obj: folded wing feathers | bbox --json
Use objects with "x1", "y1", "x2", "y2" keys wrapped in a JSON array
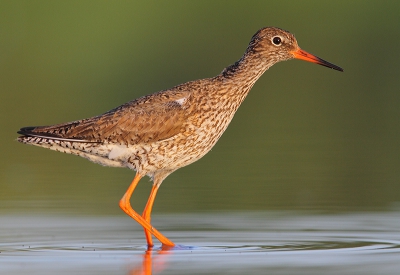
[{"x1": 18, "y1": 89, "x2": 190, "y2": 145}]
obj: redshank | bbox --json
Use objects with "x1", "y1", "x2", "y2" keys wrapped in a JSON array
[{"x1": 17, "y1": 27, "x2": 343, "y2": 247}]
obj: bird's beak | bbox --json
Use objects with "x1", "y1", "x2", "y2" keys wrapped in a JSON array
[{"x1": 290, "y1": 48, "x2": 343, "y2": 72}]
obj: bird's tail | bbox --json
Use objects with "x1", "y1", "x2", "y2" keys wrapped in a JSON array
[{"x1": 17, "y1": 121, "x2": 102, "y2": 158}]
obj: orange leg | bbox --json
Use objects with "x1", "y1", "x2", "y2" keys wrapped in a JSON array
[
  {"x1": 119, "y1": 173, "x2": 175, "y2": 247},
  {"x1": 142, "y1": 184, "x2": 160, "y2": 246}
]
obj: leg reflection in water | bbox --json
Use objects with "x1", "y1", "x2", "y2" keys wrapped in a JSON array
[{"x1": 129, "y1": 246, "x2": 173, "y2": 275}]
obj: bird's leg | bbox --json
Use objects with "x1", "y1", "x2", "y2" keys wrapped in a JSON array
[
  {"x1": 142, "y1": 184, "x2": 160, "y2": 247},
  {"x1": 119, "y1": 173, "x2": 175, "y2": 247}
]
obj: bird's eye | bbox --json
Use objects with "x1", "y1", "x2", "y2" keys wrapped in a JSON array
[{"x1": 272, "y1": 36, "x2": 282, "y2": 46}]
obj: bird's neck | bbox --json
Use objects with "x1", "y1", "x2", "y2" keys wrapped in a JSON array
[{"x1": 216, "y1": 51, "x2": 272, "y2": 102}]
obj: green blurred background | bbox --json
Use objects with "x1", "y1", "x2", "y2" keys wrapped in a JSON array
[{"x1": 1, "y1": 1, "x2": 399, "y2": 215}]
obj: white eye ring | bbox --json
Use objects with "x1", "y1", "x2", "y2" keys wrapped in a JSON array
[{"x1": 271, "y1": 36, "x2": 283, "y2": 46}]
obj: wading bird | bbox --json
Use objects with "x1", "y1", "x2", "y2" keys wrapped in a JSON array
[{"x1": 18, "y1": 27, "x2": 343, "y2": 247}]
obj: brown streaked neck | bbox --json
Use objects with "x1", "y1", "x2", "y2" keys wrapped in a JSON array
[{"x1": 216, "y1": 50, "x2": 272, "y2": 98}]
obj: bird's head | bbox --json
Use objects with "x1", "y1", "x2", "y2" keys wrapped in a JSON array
[{"x1": 248, "y1": 27, "x2": 343, "y2": 72}]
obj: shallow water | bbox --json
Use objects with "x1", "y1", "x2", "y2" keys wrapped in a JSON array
[{"x1": 1, "y1": 212, "x2": 400, "y2": 275}]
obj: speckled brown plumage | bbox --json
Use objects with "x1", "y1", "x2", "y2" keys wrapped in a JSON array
[{"x1": 17, "y1": 27, "x2": 343, "y2": 247}]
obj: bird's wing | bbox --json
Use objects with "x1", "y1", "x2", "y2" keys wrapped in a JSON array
[{"x1": 18, "y1": 90, "x2": 191, "y2": 145}]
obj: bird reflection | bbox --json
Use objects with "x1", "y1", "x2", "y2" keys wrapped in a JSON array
[{"x1": 128, "y1": 245, "x2": 173, "y2": 275}]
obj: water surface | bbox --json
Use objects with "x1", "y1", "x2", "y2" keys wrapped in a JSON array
[{"x1": 1, "y1": 212, "x2": 400, "y2": 275}]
